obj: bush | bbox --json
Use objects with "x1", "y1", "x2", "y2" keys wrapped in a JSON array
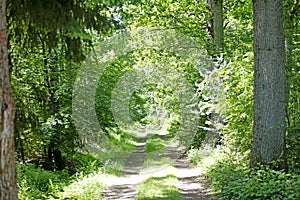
[
  {"x1": 207, "y1": 158, "x2": 300, "y2": 200},
  {"x1": 17, "y1": 152, "x2": 110, "y2": 200},
  {"x1": 57, "y1": 171, "x2": 107, "y2": 200},
  {"x1": 71, "y1": 152, "x2": 103, "y2": 175},
  {"x1": 187, "y1": 147, "x2": 216, "y2": 166},
  {"x1": 17, "y1": 163, "x2": 69, "y2": 199}
]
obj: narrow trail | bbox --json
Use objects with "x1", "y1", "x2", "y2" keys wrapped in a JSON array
[{"x1": 101, "y1": 143, "x2": 216, "y2": 200}]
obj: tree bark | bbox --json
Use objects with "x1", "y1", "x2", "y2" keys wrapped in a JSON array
[
  {"x1": 212, "y1": 0, "x2": 224, "y2": 50},
  {"x1": 0, "y1": 0, "x2": 18, "y2": 198},
  {"x1": 250, "y1": 0, "x2": 288, "y2": 171}
]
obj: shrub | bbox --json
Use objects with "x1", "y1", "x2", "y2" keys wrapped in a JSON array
[
  {"x1": 71, "y1": 152, "x2": 103, "y2": 175},
  {"x1": 17, "y1": 163, "x2": 69, "y2": 199},
  {"x1": 57, "y1": 171, "x2": 107, "y2": 200},
  {"x1": 207, "y1": 158, "x2": 300, "y2": 200}
]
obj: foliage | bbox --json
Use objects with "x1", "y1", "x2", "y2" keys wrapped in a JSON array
[
  {"x1": 222, "y1": 0, "x2": 253, "y2": 56},
  {"x1": 130, "y1": 90, "x2": 151, "y2": 123},
  {"x1": 286, "y1": 55, "x2": 300, "y2": 172},
  {"x1": 122, "y1": 0, "x2": 209, "y2": 41},
  {"x1": 187, "y1": 147, "x2": 217, "y2": 167},
  {"x1": 197, "y1": 53, "x2": 254, "y2": 155},
  {"x1": 9, "y1": 0, "x2": 300, "y2": 198},
  {"x1": 17, "y1": 152, "x2": 113, "y2": 200},
  {"x1": 208, "y1": 156, "x2": 300, "y2": 200},
  {"x1": 219, "y1": 53, "x2": 254, "y2": 153},
  {"x1": 9, "y1": 0, "x2": 124, "y2": 165},
  {"x1": 286, "y1": 67, "x2": 300, "y2": 170},
  {"x1": 56, "y1": 171, "x2": 108, "y2": 200},
  {"x1": 8, "y1": 0, "x2": 122, "y2": 61},
  {"x1": 189, "y1": 116, "x2": 208, "y2": 148},
  {"x1": 284, "y1": 0, "x2": 300, "y2": 171},
  {"x1": 70, "y1": 152, "x2": 104, "y2": 175},
  {"x1": 11, "y1": 44, "x2": 80, "y2": 162},
  {"x1": 17, "y1": 164, "x2": 69, "y2": 199},
  {"x1": 95, "y1": 47, "x2": 203, "y2": 149},
  {"x1": 95, "y1": 53, "x2": 135, "y2": 129}
]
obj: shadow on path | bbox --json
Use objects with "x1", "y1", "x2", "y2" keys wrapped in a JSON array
[
  {"x1": 101, "y1": 145, "x2": 146, "y2": 200},
  {"x1": 174, "y1": 157, "x2": 217, "y2": 200},
  {"x1": 101, "y1": 144, "x2": 217, "y2": 200}
]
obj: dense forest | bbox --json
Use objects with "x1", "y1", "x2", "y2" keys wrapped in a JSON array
[{"x1": 0, "y1": 0, "x2": 300, "y2": 199}]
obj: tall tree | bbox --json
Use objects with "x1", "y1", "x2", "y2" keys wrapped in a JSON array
[
  {"x1": 0, "y1": 0, "x2": 18, "y2": 198},
  {"x1": 250, "y1": 0, "x2": 288, "y2": 171}
]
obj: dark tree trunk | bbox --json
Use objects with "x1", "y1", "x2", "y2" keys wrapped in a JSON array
[
  {"x1": 0, "y1": 0, "x2": 18, "y2": 198},
  {"x1": 250, "y1": 0, "x2": 288, "y2": 172}
]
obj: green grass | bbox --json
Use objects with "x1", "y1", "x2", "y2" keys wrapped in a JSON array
[
  {"x1": 17, "y1": 153, "x2": 122, "y2": 200},
  {"x1": 137, "y1": 175, "x2": 183, "y2": 200},
  {"x1": 55, "y1": 170, "x2": 108, "y2": 200},
  {"x1": 143, "y1": 152, "x2": 172, "y2": 170},
  {"x1": 140, "y1": 136, "x2": 183, "y2": 199},
  {"x1": 18, "y1": 163, "x2": 117, "y2": 200},
  {"x1": 145, "y1": 136, "x2": 166, "y2": 153}
]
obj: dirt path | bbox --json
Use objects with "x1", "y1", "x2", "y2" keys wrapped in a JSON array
[
  {"x1": 101, "y1": 145, "x2": 146, "y2": 200},
  {"x1": 101, "y1": 143, "x2": 216, "y2": 200},
  {"x1": 174, "y1": 157, "x2": 216, "y2": 200}
]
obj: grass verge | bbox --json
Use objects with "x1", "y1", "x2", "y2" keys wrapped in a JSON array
[{"x1": 137, "y1": 175, "x2": 183, "y2": 200}]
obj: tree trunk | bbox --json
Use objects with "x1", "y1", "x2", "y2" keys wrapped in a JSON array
[
  {"x1": 212, "y1": 0, "x2": 224, "y2": 50},
  {"x1": 0, "y1": 0, "x2": 18, "y2": 199},
  {"x1": 250, "y1": 0, "x2": 288, "y2": 171}
]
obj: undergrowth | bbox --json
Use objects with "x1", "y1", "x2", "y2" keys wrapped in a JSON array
[
  {"x1": 191, "y1": 148, "x2": 300, "y2": 200},
  {"x1": 17, "y1": 152, "x2": 117, "y2": 200},
  {"x1": 17, "y1": 164, "x2": 69, "y2": 200}
]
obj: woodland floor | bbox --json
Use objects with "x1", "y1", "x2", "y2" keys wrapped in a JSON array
[{"x1": 101, "y1": 141, "x2": 217, "y2": 200}]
